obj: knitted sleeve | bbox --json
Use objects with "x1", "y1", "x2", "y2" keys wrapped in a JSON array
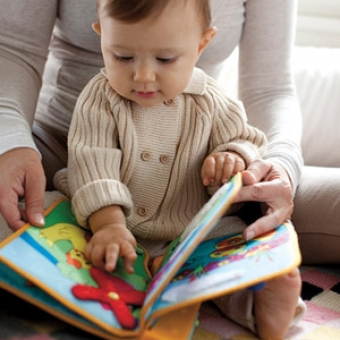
[
  {"x1": 205, "y1": 77, "x2": 267, "y2": 165},
  {"x1": 67, "y1": 73, "x2": 134, "y2": 227}
]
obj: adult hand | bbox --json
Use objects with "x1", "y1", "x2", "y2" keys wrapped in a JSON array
[
  {"x1": 233, "y1": 160, "x2": 294, "y2": 240},
  {"x1": 0, "y1": 148, "x2": 46, "y2": 231}
]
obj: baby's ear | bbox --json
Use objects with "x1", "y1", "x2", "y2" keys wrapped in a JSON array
[
  {"x1": 92, "y1": 22, "x2": 101, "y2": 35},
  {"x1": 198, "y1": 26, "x2": 217, "y2": 56}
]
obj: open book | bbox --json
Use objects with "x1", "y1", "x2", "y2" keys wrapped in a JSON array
[{"x1": 0, "y1": 173, "x2": 301, "y2": 340}]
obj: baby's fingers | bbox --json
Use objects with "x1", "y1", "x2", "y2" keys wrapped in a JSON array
[
  {"x1": 202, "y1": 156, "x2": 216, "y2": 186},
  {"x1": 86, "y1": 242, "x2": 116, "y2": 271},
  {"x1": 104, "y1": 244, "x2": 120, "y2": 272},
  {"x1": 202, "y1": 156, "x2": 215, "y2": 186},
  {"x1": 206, "y1": 153, "x2": 233, "y2": 187},
  {"x1": 120, "y1": 241, "x2": 137, "y2": 274},
  {"x1": 221, "y1": 156, "x2": 245, "y2": 184}
]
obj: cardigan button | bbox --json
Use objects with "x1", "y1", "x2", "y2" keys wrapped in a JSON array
[
  {"x1": 141, "y1": 151, "x2": 151, "y2": 161},
  {"x1": 160, "y1": 154, "x2": 170, "y2": 164},
  {"x1": 164, "y1": 99, "x2": 173, "y2": 106},
  {"x1": 137, "y1": 207, "x2": 147, "y2": 216}
]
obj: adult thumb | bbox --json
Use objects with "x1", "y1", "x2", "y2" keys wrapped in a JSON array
[{"x1": 242, "y1": 160, "x2": 272, "y2": 186}]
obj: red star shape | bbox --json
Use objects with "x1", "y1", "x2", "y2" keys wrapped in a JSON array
[{"x1": 71, "y1": 267, "x2": 146, "y2": 329}]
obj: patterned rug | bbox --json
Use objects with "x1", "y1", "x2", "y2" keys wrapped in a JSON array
[{"x1": 1, "y1": 265, "x2": 340, "y2": 340}]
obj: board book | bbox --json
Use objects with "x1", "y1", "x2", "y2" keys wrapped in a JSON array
[{"x1": 0, "y1": 173, "x2": 301, "y2": 340}]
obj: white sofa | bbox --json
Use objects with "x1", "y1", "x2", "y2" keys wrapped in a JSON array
[
  {"x1": 295, "y1": 0, "x2": 340, "y2": 167},
  {"x1": 294, "y1": 46, "x2": 340, "y2": 167},
  {"x1": 219, "y1": 0, "x2": 340, "y2": 169}
]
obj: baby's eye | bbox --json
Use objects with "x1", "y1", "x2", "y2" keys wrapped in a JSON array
[
  {"x1": 115, "y1": 55, "x2": 134, "y2": 62},
  {"x1": 157, "y1": 57, "x2": 175, "y2": 63}
]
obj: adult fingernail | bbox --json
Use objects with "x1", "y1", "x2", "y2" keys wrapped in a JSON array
[
  {"x1": 245, "y1": 230, "x2": 255, "y2": 240},
  {"x1": 33, "y1": 213, "x2": 45, "y2": 226}
]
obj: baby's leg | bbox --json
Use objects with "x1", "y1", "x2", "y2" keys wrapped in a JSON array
[
  {"x1": 255, "y1": 267, "x2": 302, "y2": 339},
  {"x1": 213, "y1": 267, "x2": 305, "y2": 340}
]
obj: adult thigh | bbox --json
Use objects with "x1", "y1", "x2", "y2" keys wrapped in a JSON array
[
  {"x1": 33, "y1": 122, "x2": 67, "y2": 190},
  {"x1": 292, "y1": 166, "x2": 340, "y2": 264}
]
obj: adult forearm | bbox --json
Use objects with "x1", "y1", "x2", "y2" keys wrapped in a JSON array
[
  {"x1": 243, "y1": 94, "x2": 303, "y2": 196},
  {"x1": 0, "y1": 56, "x2": 42, "y2": 155},
  {"x1": 0, "y1": 0, "x2": 57, "y2": 154},
  {"x1": 0, "y1": 60, "x2": 40, "y2": 155},
  {"x1": 264, "y1": 139, "x2": 303, "y2": 196},
  {"x1": 236, "y1": 0, "x2": 302, "y2": 194}
]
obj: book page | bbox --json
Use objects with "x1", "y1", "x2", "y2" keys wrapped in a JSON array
[
  {"x1": 140, "y1": 174, "x2": 242, "y2": 324},
  {"x1": 0, "y1": 199, "x2": 151, "y2": 337},
  {"x1": 150, "y1": 222, "x2": 301, "y2": 316},
  {"x1": 0, "y1": 173, "x2": 241, "y2": 335}
]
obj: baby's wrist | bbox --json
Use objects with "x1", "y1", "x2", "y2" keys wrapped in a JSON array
[
  {"x1": 92, "y1": 221, "x2": 127, "y2": 234},
  {"x1": 89, "y1": 204, "x2": 126, "y2": 233}
]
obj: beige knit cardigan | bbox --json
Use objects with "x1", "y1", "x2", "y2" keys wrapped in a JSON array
[{"x1": 62, "y1": 67, "x2": 266, "y2": 243}]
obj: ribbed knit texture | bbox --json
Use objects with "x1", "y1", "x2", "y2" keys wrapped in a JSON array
[
  {"x1": 63, "y1": 68, "x2": 266, "y2": 242},
  {"x1": 0, "y1": 0, "x2": 302, "y2": 195}
]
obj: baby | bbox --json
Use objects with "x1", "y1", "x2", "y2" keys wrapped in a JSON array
[{"x1": 55, "y1": 0, "x2": 304, "y2": 338}]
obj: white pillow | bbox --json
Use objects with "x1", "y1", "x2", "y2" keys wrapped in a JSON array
[
  {"x1": 294, "y1": 46, "x2": 340, "y2": 167},
  {"x1": 218, "y1": 46, "x2": 340, "y2": 167}
]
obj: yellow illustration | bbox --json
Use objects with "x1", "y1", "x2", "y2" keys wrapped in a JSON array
[{"x1": 40, "y1": 223, "x2": 88, "y2": 251}]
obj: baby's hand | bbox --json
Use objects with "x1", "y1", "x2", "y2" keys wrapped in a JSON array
[
  {"x1": 202, "y1": 152, "x2": 245, "y2": 187},
  {"x1": 85, "y1": 223, "x2": 137, "y2": 273}
]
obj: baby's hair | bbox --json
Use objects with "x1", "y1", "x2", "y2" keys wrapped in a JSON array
[{"x1": 97, "y1": 0, "x2": 211, "y2": 30}]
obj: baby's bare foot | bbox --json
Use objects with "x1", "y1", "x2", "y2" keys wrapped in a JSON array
[{"x1": 254, "y1": 267, "x2": 301, "y2": 340}]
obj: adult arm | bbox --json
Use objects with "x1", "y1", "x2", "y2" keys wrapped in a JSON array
[
  {"x1": 0, "y1": 0, "x2": 58, "y2": 229},
  {"x1": 237, "y1": 0, "x2": 303, "y2": 193},
  {"x1": 235, "y1": 0, "x2": 303, "y2": 237},
  {"x1": 198, "y1": 0, "x2": 303, "y2": 236}
]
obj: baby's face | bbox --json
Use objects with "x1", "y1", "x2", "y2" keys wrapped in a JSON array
[{"x1": 98, "y1": 0, "x2": 214, "y2": 107}]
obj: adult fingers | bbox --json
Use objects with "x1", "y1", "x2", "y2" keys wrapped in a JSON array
[
  {"x1": 233, "y1": 161, "x2": 294, "y2": 239},
  {"x1": 0, "y1": 150, "x2": 25, "y2": 230},
  {"x1": 241, "y1": 159, "x2": 273, "y2": 186},
  {"x1": 234, "y1": 177, "x2": 281, "y2": 204},
  {"x1": 243, "y1": 205, "x2": 292, "y2": 240},
  {"x1": 24, "y1": 169, "x2": 46, "y2": 227},
  {"x1": 0, "y1": 192, "x2": 25, "y2": 230},
  {"x1": 235, "y1": 164, "x2": 292, "y2": 205},
  {"x1": 240, "y1": 179, "x2": 293, "y2": 239},
  {"x1": 0, "y1": 148, "x2": 45, "y2": 230}
]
